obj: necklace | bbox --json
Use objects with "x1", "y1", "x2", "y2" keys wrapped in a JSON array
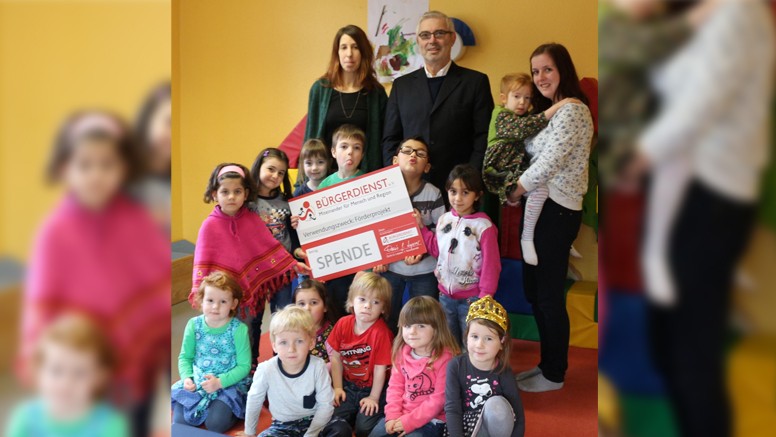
[{"x1": 338, "y1": 90, "x2": 361, "y2": 119}]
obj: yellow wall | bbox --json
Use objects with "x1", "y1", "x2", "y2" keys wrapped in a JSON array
[
  {"x1": 0, "y1": 0, "x2": 171, "y2": 261},
  {"x1": 174, "y1": 0, "x2": 598, "y2": 244}
]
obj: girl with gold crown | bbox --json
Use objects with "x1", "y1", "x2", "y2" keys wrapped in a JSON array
[{"x1": 444, "y1": 296, "x2": 524, "y2": 437}]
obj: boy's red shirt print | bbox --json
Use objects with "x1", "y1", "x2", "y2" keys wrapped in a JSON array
[{"x1": 340, "y1": 343, "x2": 372, "y2": 386}]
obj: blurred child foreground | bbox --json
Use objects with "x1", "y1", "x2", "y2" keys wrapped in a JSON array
[
  {"x1": 10, "y1": 90, "x2": 172, "y2": 437},
  {"x1": 5, "y1": 313, "x2": 130, "y2": 437}
]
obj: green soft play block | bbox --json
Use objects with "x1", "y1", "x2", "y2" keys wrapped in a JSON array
[
  {"x1": 620, "y1": 394, "x2": 679, "y2": 437},
  {"x1": 509, "y1": 313, "x2": 539, "y2": 341}
]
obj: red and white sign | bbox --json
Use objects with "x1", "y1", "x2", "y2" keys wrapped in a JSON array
[{"x1": 290, "y1": 165, "x2": 426, "y2": 281}]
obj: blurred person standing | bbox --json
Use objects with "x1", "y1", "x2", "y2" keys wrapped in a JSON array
[
  {"x1": 132, "y1": 81, "x2": 172, "y2": 234},
  {"x1": 6, "y1": 313, "x2": 129, "y2": 437},
  {"x1": 20, "y1": 111, "x2": 171, "y2": 437},
  {"x1": 625, "y1": 1, "x2": 775, "y2": 435},
  {"x1": 598, "y1": 0, "x2": 718, "y2": 189}
]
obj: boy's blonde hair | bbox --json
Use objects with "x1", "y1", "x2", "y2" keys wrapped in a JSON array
[
  {"x1": 332, "y1": 124, "x2": 366, "y2": 149},
  {"x1": 500, "y1": 72, "x2": 533, "y2": 95},
  {"x1": 269, "y1": 305, "x2": 316, "y2": 342},
  {"x1": 345, "y1": 272, "x2": 392, "y2": 319}
]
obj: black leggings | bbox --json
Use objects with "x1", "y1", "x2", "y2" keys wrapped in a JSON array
[
  {"x1": 172, "y1": 400, "x2": 236, "y2": 433},
  {"x1": 522, "y1": 198, "x2": 582, "y2": 383},
  {"x1": 649, "y1": 180, "x2": 756, "y2": 437}
]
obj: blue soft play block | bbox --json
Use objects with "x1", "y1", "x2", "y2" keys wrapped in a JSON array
[
  {"x1": 494, "y1": 258, "x2": 532, "y2": 315},
  {"x1": 598, "y1": 289, "x2": 666, "y2": 395}
]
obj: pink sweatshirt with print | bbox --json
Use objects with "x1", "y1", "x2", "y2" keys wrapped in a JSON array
[{"x1": 384, "y1": 345, "x2": 454, "y2": 434}]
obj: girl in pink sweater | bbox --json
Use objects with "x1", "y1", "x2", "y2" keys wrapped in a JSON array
[
  {"x1": 418, "y1": 164, "x2": 502, "y2": 346},
  {"x1": 369, "y1": 296, "x2": 460, "y2": 437}
]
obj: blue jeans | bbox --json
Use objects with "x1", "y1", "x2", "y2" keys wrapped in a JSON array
[
  {"x1": 439, "y1": 293, "x2": 473, "y2": 347},
  {"x1": 270, "y1": 283, "x2": 293, "y2": 313},
  {"x1": 383, "y1": 271, "x2": 439, "y2": 335},
  {"x1": 368, "y1": 417, "x2": 445, "y2": 437}
]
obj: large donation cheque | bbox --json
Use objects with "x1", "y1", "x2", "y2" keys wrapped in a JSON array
[{"x1": 289, "y1": 165, "x2": 427, "y2": 281}]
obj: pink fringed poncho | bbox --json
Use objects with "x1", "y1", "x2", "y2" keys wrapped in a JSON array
[
  {"x1": 22, "y1": 194, "x2": 170, "y2": 403},
  {"x1": 190, "y1": 205, "x2": 297, "y2": 314}
]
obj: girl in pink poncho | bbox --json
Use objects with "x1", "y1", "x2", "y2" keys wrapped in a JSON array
[
  {"x1": 191, "y1": 163, "x2": 310, "y2": 365},
  {"x1": 21, "y1": 111, "x2": 170, "y2": 437}
]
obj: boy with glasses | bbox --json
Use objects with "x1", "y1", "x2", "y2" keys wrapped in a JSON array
[{"x1": 383, "y1": 137, "x2": 446, "y2": 335}]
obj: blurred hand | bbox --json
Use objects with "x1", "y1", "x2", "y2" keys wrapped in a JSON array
[
  {"x1": 372, "y1": 264, "x2": 387, "y2": 273},
  {"x1": 333, "y1": 388, "x2": 346, "y2": 406},
  {"x1": 294, "y1": 262, "x2": 312, "y2": 275},
  {"x1": 507, "y1": 184, "x2": 527, "y2": 204},
  {"x1": 359, "y1": 396, "x2": 379, "y2": 416},
  {"x1": 616, "y1": 151, "x2": 651, "y2": 193},
  {"x1": 404, "y1": 255, "x2": 422, "y2": 265},
  {"x1": 183, "y1": 378, "x2": 196, "y2": 392},
  {"x1": 393, "y1": 419, "x2": 405, "y2": 436},
  {"x1": 201, "y1": 375, "x2": 222, "y2": 394},
  {"x1": 687, "y1": 0, "x2": 721, "y2": 29},
  {"x1": 290, "y1": 215, "x2": 300, "y2": 229},
  {"x1": 385, "y1": 419, "x2": 398, "y2": 434},
  {"x1": 413, "y1": 208, "x2": 423, "y2": 228}
]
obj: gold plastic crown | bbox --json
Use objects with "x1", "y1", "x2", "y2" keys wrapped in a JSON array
[{"x1": 466, "y1": 296, "x2": 508, "y2": 331}]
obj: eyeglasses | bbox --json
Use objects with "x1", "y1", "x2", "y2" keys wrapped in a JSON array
[
  {"x1": 399, "y1": 146, "x2": 429, "y2": 159},
  {"x1": 418, "y1": 30, "x2": 453, "y2": 40}
]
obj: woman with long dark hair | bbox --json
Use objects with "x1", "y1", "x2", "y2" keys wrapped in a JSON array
[
  {"x1": 507, "y1": 43, "x2": 594, "y2": 393},
  {"x1": 303, "y1": 25, "x2": 387, "y2": 181}
]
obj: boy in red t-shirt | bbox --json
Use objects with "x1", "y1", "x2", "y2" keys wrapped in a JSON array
[{"x1": 322, "y1": 272, "x2": 394, "y2": 437}]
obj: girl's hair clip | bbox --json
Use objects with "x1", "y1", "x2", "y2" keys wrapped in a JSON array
[{"x1": 263, "y1": 150, "x2": 270, "y2": 157}]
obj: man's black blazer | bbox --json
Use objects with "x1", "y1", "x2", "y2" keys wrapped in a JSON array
[{"x1": 382, "y1": 62, "x2": 494, "y2": 191}]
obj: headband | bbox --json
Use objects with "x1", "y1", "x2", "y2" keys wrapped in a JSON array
[
  {"x1": 218, "y1": 165, "x2": 245, "y2": 178},
  {"x1": 69, "y1": 113, "x2": 123, "y2": 140}
]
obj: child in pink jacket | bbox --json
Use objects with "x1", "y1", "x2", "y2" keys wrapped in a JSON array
[{"x1": 418, "y1": 164, "x2": 502, "y2": 346}]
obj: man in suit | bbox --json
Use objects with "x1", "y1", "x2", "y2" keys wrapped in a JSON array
[{"x1": 382, "y1": 10, "x2": 494, "y2": 192}]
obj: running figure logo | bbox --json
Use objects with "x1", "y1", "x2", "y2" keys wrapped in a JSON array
[{"x1": 299, "y1": 201, "x2": 316, "y2": 221}]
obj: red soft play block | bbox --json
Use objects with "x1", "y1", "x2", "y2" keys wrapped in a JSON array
[
  {"x1": 278, "y1": 114, "x2": 307, "y2": 168},
  {"x1": 500, "y1": 204, "x2": 523, "y2": 260},
  {"x1": 580, "y1": 77, "x2": 598, "y2": 135},
  {"x1": 600, "y1": 191, "x2": 644, "y2": 291}
]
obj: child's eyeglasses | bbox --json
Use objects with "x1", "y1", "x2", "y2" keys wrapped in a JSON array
[
  {"x1": 418, "y1": 30, "x2": 453, "y2": 40},
  {"x1": 399, "y1": 146, "x2": 429, "y2": 159}
]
